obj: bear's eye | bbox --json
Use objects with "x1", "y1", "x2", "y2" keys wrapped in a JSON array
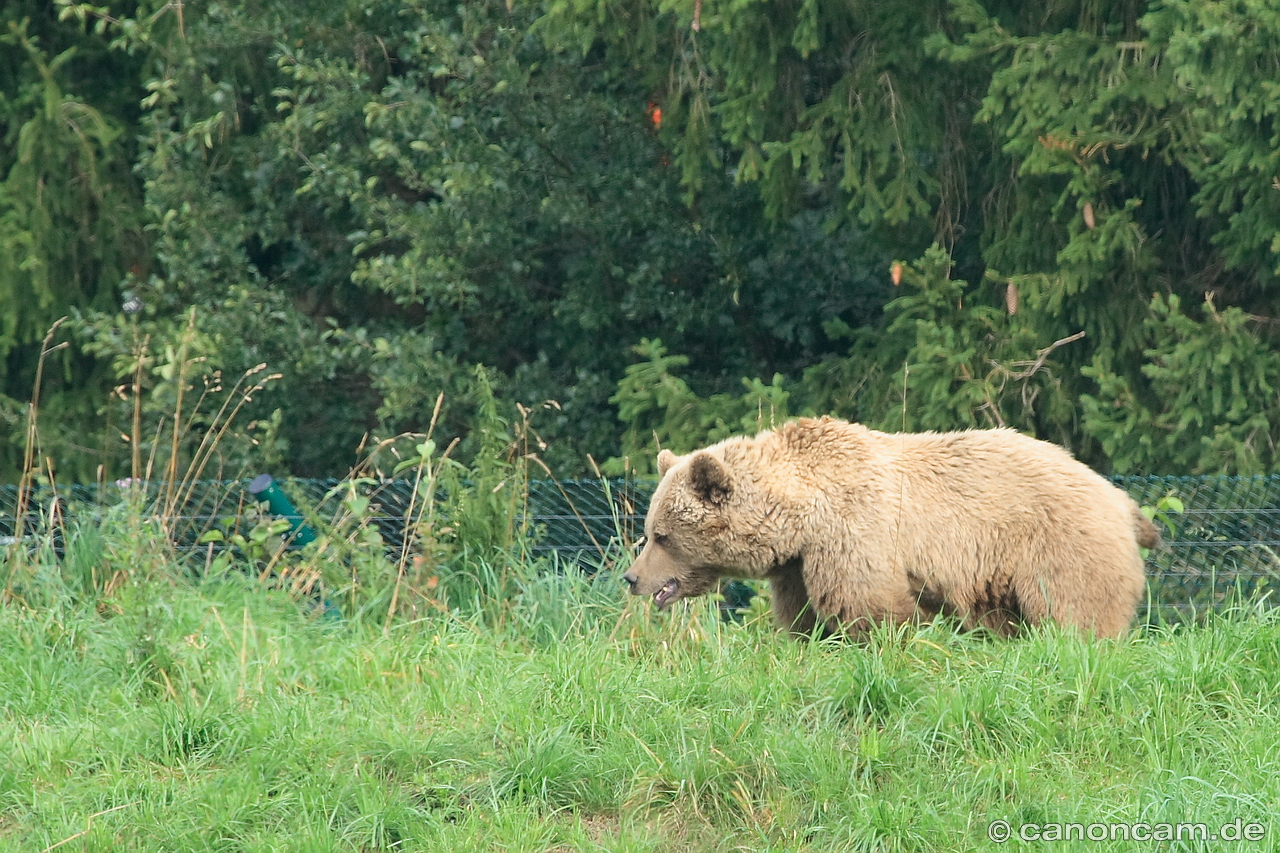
[{"x1": 652, "y1": 532, "x2": 670, "y2": 547}]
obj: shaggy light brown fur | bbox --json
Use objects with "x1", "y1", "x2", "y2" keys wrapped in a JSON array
[{"x1": 623, "y1": 417, "x2": 1156, "y2": 639}]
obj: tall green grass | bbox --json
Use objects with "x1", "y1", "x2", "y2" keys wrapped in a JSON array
[
  {"x1": 3, "y1": 532, "x2": 1279, "y2": 851},
  {"x1": 4, "y1": 344, "x2": 1278, "y2": 850}
]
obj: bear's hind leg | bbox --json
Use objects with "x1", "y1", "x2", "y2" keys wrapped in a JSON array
[
  {"x1": 967, "y1": 574, "x2": 1026, "y2": 637},
  {"x1": 1024, "y1": 562, "x2": 1142, "y2": 639}
]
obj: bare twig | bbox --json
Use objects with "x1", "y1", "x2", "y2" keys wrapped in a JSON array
[
  {"x1": 40, "y1": 802, "x2": 139, "y2": 853},
  {"x1": 14, "y1": 319, "x2": 69, "y2": 572}
]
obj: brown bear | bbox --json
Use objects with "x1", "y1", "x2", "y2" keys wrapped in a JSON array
[{"x1": 622, "y1": 417, "x2": 1156, "y2": 639}]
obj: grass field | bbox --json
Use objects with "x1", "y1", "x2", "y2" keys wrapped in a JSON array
[{"x1": 3, "y1": 537, "x2": 1280, "y2": 852}]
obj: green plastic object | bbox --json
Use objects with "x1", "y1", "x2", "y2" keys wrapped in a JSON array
[{"x1": 248, "y1": 474, "x2": 317, "y2": 547}]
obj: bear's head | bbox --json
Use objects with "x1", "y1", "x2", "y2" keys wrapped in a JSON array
[
  {"x1": 623, "y1": 445, "x2": 777, "y2": 609},
  {"x1": 622, "y1": 448, "x2": 730, "y2": 609}
]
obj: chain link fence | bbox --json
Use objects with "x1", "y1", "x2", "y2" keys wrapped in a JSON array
[
  {"x1": 4, "y1": 475, "x2": 1279, "y2": 621},
  {"x1": 1114, "y1": 476, "x2": 1280, "y2": 619}
]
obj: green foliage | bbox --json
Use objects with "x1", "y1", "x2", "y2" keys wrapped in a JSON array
[
  {"x1": 10, "y1": 0, "x2": 893, "y2": 481},
  {"x1": 1146, "y1": 0, "x2": 1280, "y2": 278},
  {"x1": 185, "y1": 371, "x2": 535, "y2": 625},
  {"x1": 1139, "y1": 491, "x2": 1184, "y2": 561},
  {"x1": 0, "y1": 20, "x2": 131, "y2": 352},
  {"x1": 928, "y1": 0, "x2": 1280, "y2": 469},
  {"x1": 198, "y1": 506, "x2": 294, "y2": 565},
  {"x1": 582, "y1": 0, "x2": 1280, "y2": 473},
  {"x1": 1082, "y1": 294, "x2": 1280, "y2": 474},
  {"x1": 70, "y1": 306, "x2": 287, "y2": 484},
  {"x1": 609, "y1": 337, "x2": 792, "y2": 472},
  {"x1": 613, "y1": 245, "x2": 1087, "y2": 459},
  {"x1": 0, "y1": 6, "x2": 145, "y2": 479},
  {"x1": 5, "y1": 0, "x2": 1280, "y2": 479},
  {"x1": 72, "y1": 289, "x2": 359, "y2": 478},
  {"x1": 538, "y1": 0, "x2": 958, "y2": 230},
  {"x1": 825, "y1": 245, "x2": 1082, "y2": 440}
]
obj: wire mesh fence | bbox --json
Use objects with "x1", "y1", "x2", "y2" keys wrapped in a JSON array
[
  {"x1": 3, "y1": 475, "x2": 1279, "y2": 621},
  {"x1": 1114, "y1": 476, "x2": 1280, "y2": 619}
]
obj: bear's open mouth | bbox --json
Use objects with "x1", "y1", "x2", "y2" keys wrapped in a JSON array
[{"x1": 654, "y1": 578, "x2": 680, "y2": 609}]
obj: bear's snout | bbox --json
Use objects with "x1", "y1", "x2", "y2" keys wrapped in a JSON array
[{"x1": 626, "y1": 538, "x2": 700, "y2": 608}]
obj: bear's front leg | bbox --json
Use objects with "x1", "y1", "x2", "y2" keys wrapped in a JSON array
[
  {"x1": 800, "y1": 547, "x2": 918, "y2": 638},
  {"x1": 766, "y1": 557, "x2": 825, "y2": 638}
]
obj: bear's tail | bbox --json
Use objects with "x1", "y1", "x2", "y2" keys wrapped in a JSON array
[{"x1": 1132, "y1": 505, "x2": 1161, "y2": 551}]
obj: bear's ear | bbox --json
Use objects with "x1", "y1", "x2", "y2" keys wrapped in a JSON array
[
  {"x1": 656, "y1": 449, "x2": 682, "y2": 477},
  {"x1": 689, "y1": 453, "x2": 732, "y2": 505}
]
